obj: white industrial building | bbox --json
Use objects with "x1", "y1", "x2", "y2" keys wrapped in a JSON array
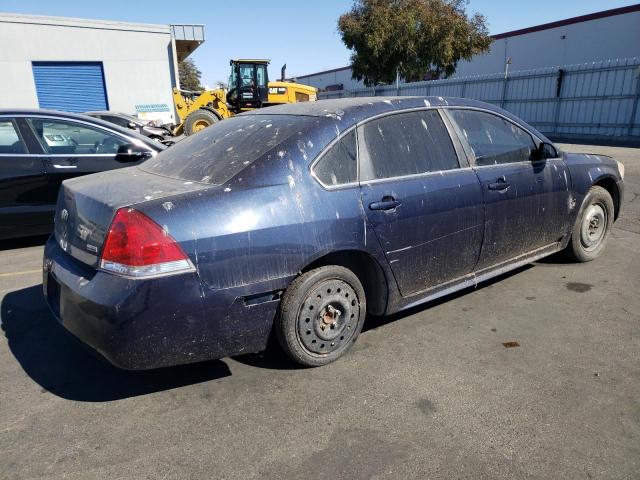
[
  {"x1": 295, "y1": 4, "x2": 640, "y2": 91},
  {"x1": 0, "y1": 13, "x2": 205, "y2": 124}
]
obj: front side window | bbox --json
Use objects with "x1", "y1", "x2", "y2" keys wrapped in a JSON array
[
  {"x1": 27, "y1": 118, "x2": 128, "y2": 155},
  {"x1": 0, "y1": 119, "x2": 26, "y2": 154},
  {"x1": 359, "y1": 110, "x2": 459, "y2": 181},
  {"x1": 313, "y1": 130, "x2": 357, "y2": 187},
  {"x1": 448, "y1": 110, "x2": 536, "y2": 166},
  {"x1": 104, "y1": 115, "x2": 130, "y2": 128},
  {"x1": 256, "y1": 64, "x2": 267, "y2": 87}
]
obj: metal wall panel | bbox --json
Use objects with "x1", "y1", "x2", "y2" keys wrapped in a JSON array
[{"x1": 319, "y1": 57, "x2": 640, "y2": 139}]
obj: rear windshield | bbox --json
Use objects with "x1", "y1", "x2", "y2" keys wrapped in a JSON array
[{"x1": 140, "y1": 114, "x2": 316, "y2": 184}]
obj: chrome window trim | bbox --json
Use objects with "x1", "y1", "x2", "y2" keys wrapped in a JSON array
[
  {"x1": 302, "y1": 103, "x2": 559, "y2": 190},
  {"x1": 309, "y1": 124, "x2": 360, "y2": 191},
  {"x1": 359, "y1": 166, "x2": 475, "y2": 186},
  {"x1": 0, "y1": 153, "x2": 138, "y2": 157},
  {"x1": 470, "y1": 157, "x2": 565, "y2": 170},
  {"x1": 0, "y1": 113, "x2": 154, "y2": 153}
]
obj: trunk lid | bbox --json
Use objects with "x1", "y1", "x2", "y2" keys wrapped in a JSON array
[{"x1": 54, "y1": 166, "x2": 209, "y2": 268}]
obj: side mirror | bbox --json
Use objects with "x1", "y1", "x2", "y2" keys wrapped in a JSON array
[
  {"x1": 532, "y1": 142, "x2": 557, "y2": 161},
  {"x1": 127, "y1": 122, "x2": 138, "y2": 130},
  {"x1": 115, "y1": 144, "x2": 153, "y2": 162}
]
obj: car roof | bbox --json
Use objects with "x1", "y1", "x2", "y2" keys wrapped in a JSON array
[
  {"x1": 85, "y1": 110, "x2": 121, "y2": 116},
  {"x1": 244, "y1": 96, "x2": 549, "y2": 142},
  {"x1": 85, "y1": 111, "x2": 138, "y2": 119},
  {"x1": 0, "y1": 108, "x2": 164, "y2": 149}
]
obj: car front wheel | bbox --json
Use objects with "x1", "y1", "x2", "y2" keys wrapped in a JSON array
[
  {"x1": 276, "y1": 266, "x2": 366, "y2": 367},
  {"x1": 565, "y1": 185, "x2": 614, "y2": 262}
]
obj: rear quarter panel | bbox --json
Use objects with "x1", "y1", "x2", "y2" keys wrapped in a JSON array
[{"x1": 137, "y1": 123, "x2": 387, "y2": 296}]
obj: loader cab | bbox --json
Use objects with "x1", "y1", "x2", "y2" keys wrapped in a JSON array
[{"x1": 227, "y1": 59, "x2": 269, "y2": 112}]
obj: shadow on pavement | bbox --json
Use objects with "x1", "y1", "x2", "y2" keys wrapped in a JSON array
[
  {"x1": 236, "y1": 264, "x2": 535, "y2": 368},
  {"x1": 232, "y1": 347, "x2": 299, "y2": 370},
  {"x1": 1, "y1": 285, "x2": 231, "y2": 402},
  {"x1": 363, "y1": 264, "x2": 533, "y2": 332},
  {"x1": 1, "y1": 263, "x2": 540, "y2": 381},
  {"x1": 533, "y1": 250, "x2": 575, "y2": 265}
]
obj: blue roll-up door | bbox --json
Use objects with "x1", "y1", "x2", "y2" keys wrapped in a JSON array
[{"x1": 32, "y1": 62, "x2": 108, "y2": 112}]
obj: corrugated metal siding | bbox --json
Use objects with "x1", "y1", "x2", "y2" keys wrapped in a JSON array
[
  {"x1": 319, "y1": 57, "x2": 640, "y2": 139},
  {"x1": 32, "y1": 62, "x2": 108, "y2": 112}
]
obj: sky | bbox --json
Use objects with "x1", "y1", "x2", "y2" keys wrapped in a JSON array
[{"x1": 1, "y1": 0, "x2": 637, "y2": 87}]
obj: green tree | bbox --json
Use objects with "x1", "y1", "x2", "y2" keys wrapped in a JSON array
[
  {"x1": 178, "y1": 58, "x2": 203, "y2": 91},
  {"x1": 338, "y1": 0, "x2": 492, "y2": 86}
]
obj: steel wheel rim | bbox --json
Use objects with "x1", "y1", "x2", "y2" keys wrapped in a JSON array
[
  {"x1": 297, "y1": 278, "x2": 361, "y2": 355},
  {"x1": 580, "y1": 202, "x2": 607, "y2": 251},
  {"x1": 192, "y1": 119, "x2": 211, "y2": 132}
]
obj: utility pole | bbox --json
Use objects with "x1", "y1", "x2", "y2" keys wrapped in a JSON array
[{"x1": 504, "y1": 57, "x2": 512, "y2": 79}]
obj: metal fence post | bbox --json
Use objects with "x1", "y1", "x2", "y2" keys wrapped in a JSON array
[
  {"x1": 460, "y1": 81, "x2": 467, "y2": 98},
  {"x1": 628, "y1": 66, "x2": 640, "y2": 137},
  {"x1": 552, "y1": 68, "x2": 566, "y2": 135},
  {"x1": 500, "y1": 76, "x2": 509, "y2": 108}
]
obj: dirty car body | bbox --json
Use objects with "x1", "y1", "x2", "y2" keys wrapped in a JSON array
[{"x1": 42, "y1": 97, "x2": 625, "y2": 369}]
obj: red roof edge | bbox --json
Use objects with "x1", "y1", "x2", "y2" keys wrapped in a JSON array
[{"x1": 492, "y1": 3, "x2": 640, "y2": 40}]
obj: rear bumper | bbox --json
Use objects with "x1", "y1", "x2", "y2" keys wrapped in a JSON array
[{"x1": 43, "y1": 236, "x2": 281, "y2": 370}]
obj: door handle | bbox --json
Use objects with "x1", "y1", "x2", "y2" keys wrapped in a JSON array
[
  {"x1": 488, "y1": 177, "x2": 510, "y2": 191},
  {"x1": 52, "y1": 164, "x2": 78, "y2": 169},
  {"x1": 369, "y1": 196, "x2": 401, "y2": 211}
]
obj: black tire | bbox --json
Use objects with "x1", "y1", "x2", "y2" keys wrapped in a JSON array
[
  {"x1": 276, "y1": 266, "x2": 366, "y2": 367},
  {"x1": 184, "y1": 109, "x2": 218, "y2": 136},
  {"x1": 565, "y1": 186, "x2": 614, "y2": 262}
]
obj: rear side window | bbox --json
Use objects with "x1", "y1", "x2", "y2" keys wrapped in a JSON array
[
  {"x1": 448, "y1": 109, "x2": 536, "y2": 166},
  {"x1": 359, "y1": 110, "x2": 459, "y2": 181},
  {"x1": 0, "y1": 120, "x2": 26, "y2": 154},
  {"x1": 104, "y1": 115, "x2": 130, "y2": 128},
  {"x1": 27, "y1": 118, "x2": 128, "y2": 155},
  {"x1": 313, "y1": 130, "x2": 357, "y2": 186},
  {"x1": 141, "y1": 114, "x2": 318, "y2": 185}
]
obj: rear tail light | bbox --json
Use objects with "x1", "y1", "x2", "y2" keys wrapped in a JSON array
[{"x1": 100, "y1": 208, "x2": 194, "y2": 277}]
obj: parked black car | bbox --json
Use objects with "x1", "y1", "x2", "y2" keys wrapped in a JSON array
[
  {"x1": 85, "y1": 111, "x2": 174, "y2": 143},
  {"x1": 0, "y1": 109, "x2": 165, "y2": 240},
  {"x1": 42, "y1": 97, "x2": 624, "y2": 369}
]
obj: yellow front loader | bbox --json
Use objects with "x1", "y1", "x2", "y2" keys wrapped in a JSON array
[{"x1": 173, "y1": 59, "x2": 317, "y2": 136}]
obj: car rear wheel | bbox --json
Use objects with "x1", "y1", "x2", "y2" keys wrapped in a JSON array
[
  {"x1": 184, "y1": 109, "x2": 218, "y2": 136},
  {"x1": 565, "y1": 186, "x2": 614, "y2": 262},
  {"x1": 276, "y1": 266, "x2": 366, "y2": 367}
]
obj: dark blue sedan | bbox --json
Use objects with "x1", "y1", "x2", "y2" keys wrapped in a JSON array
[{"x1": 42, "y1": 97, "x2": 625, "y2": 368}]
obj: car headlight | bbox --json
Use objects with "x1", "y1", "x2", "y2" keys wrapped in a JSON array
[{"x1": 616, "y1": 159, "x2": 625, "y2": 179}]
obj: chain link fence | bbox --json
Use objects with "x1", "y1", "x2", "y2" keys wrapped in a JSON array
[{"x1": 318, "y1": 58, "x2": 640, "y2": 140}]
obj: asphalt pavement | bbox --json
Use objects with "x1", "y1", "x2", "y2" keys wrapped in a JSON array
[{"x1": 1, "y1": 143, "x2": 638, "y2": 479}]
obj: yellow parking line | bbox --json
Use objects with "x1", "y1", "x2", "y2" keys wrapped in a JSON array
[{"x1": 0, "y1": 269, "x2": 42, "y2": 278}]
